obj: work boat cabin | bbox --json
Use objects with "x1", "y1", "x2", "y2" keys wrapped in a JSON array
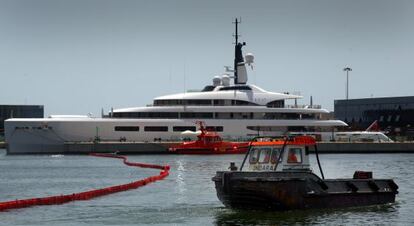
[{"x1": 240, "y1": 136, "x2": 316, "y2": 172}]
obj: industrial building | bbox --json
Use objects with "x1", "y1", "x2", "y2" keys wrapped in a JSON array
[
  {"x1": 334, "y1": 96, "x2": 414, "y2": 138},
  {"x1": 0, "y1": 105, "x2": 44, "y2": 137}
]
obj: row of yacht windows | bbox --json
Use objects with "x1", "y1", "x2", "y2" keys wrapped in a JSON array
[
  {"x1": 201, "y1": 85, "x2": 253, "y2": 92},
  {"x1": 114, "y1": 126, "x2": 223, "y2": 132},
  {"x1": 153, "y1": 99, "x2": 259, "y2": 106},
  {"x1": 111, "y1": 112, "x2": 317, "y2": 119}
]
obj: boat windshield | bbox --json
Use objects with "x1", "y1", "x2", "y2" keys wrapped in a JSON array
[
  {"x1": 241, "y1": 136, "x2": 315, "y2": 172},
  {"x1": 248, "y1": 146, "x2": 282, "y2": 171}
]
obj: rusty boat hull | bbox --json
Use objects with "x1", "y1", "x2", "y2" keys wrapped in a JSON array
[{"x1": 212, "y1": 171, "x2": 398, "y2": 210}]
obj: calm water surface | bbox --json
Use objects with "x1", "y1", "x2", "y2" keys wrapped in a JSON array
[{"x1": 0, "y1": 149, "x2": 413, "y2": 225}]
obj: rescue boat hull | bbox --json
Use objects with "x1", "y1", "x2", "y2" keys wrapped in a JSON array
[
  {"x1": 170, "y1": 147, "x2": 248, "y2": 154},
  {"x1": 169, "y1": 142, "x2": 249, "y2": 154},
  {"x1": 212, "y1": 171, "x2": 398, "y2": 210}
]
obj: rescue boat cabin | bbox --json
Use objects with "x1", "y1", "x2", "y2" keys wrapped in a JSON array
[
  {"x1": 195, "y1": 126, "x2": 223, "y2": 144},
  {"x1": 239, "y1": 136, "x2": 319, "y2": 173}
]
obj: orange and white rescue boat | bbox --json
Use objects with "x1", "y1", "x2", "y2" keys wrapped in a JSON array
[{"x1": 169, "y1": 121, "x2": 249, "y2": 154}]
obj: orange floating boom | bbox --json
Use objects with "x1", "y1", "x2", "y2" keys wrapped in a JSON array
[{"x1": 0, "y1": 153, "x2": 170, "y2": 211}]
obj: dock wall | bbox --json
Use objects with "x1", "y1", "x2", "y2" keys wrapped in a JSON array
[
  {"x1": 63, "y1": 142, "x2": 179, "y2": 154},
  {"x1": 5, "y1": 141, "x2": 414, "y2": 154},
  {"x1": 316, "y1": 142, "x2": 414, "y2": 153}
]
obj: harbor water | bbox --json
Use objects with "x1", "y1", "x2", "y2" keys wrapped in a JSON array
[{"x1": 0, "y1": 148, "x2": 413, "y2": 225}]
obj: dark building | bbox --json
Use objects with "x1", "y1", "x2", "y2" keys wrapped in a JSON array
[
  {"x1": 334, "y1": 96, "x2": 414, "y2": 137},
  {"x1": 0, "y1": 105, "x2": 44, "y2": 136}
]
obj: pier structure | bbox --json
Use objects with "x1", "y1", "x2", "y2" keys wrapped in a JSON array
[{"x1": 3, "y1": 140, "x2": 414, "y2": 154}]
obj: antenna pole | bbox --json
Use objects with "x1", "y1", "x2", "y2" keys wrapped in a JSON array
[
  {"x1": 233, "y1": 18, "x2": 244, "y2": 84},
  {"x1": 234, "y1": 18, "x2": 239, "y2": 45}
]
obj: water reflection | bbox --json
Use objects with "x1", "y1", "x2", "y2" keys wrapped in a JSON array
[
  {"x1": 175, "y1": 160, "x2": 187, "y2": 203},
  {"x1": 0, "y1": 149, "x2": 6, "y2": 157},
  {"x1": 214, "y1": 204, "x2": 399, "y2": 225}
]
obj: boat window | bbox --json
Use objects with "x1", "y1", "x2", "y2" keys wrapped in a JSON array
[
  {"x1": 144, "y1": 126, "x2": 168, "y2": 132},
  {"x1": 219, "y1": 86, "x2": 252, "y2": 91},
  {"x1": 114, "y1": 126, "x2": 139, "y2": 132},
  {"x1": 270, "y1": 148, "x2": 281, "y2": 163},
  {"x1": 249, "y1": 148, "x2": 260, "y2": 164},
  {"x1": 264, "y1": 113, "x2": 300, "y2": 120},
  {"x1": 266, "y1": 100, "x2": 285, "y2": 108},
  {"x1": 258, "y1": 148, "x2": 271, "y2": 163},
  {"x1": 181, "y1": 112, "x2": 214, "y2": 118},
  {"x1": 206, "y1": 126, "x2": 223, "y2": 132},
  {"x1": 112, "y1": 112, "x2": 179, "y2": 118},
  {"x1": 202, "y1": 85, "x2": 216, "y2": 92},
  {"x1": 173, "y1": 126, "x2": 196, "y2": 132},
  {"x1": 287, "y1": 148, "x2": 302, "y2": 163},
  {"x1": 153, "y1": 99, "x2": 258, "y2": 107},
  {"x1": 154, "y1": 99, "x2": 212, "y2": 106}
]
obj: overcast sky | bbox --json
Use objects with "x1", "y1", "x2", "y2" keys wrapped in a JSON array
[{"x1": 1, "y1": 0, "x2": 413, "y2": 116}]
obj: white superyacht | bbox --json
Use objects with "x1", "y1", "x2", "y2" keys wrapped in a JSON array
[{"x1": 5, "y1": 19, "x2": 347, "y2": 153}]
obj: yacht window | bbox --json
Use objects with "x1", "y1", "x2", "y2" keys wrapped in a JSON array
[
  {"x1": 202, "y1": 85, "x2": 215, "y2": 92},
  {"x1": 180, "y1": 112, "x2": 213, "y2": 118},
  {"x1": 287, "y1": 148, "x2": 303, "y2": 163},
  {"x1": 219, "y1": 86, "x2": 252, "y2": 91},
  {"x1": 155, "y1": 99, "x2": 259, "y2": 106},
  {"x1": 154, "y1": 99, "x2": 212, "y2": 106},
  {"x1": 258, "y1": 148, "x2": 271, "y2": 163},
  {"x1": 114, "y1": 126, "x2": 139, "y2": 132},
  {"x1": 264, "y1": 113, "x2": 300, "y2": 119},
  {"x1": 270, "y1": 148, "x2": 281, "y2": 163},
  {"x1": 144, "y1": 126, "x2": 168, "y2": 132},
  {"x1": 112, "y1": 112, "x2": 179, "y2": 118},
  {"x1": 266, "y1": 100, "x2": 285, "y2": 108},
  {"x1": 249, "y1": 148, "x2": 260, "y2": 164},
  {"x1": 186, "y1": 99, "x2": 212, "y2": 105},
  {"x1": 206, "y1": 126, "x2": 223, "y2": 132},
  {"x1": 173, "y1": 126, "x2": 196, "y2": 132}
]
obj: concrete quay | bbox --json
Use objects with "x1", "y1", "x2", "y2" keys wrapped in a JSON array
[
  {"x1": 62, "y1": 141, "x2": 414, "y2": 154},
  {"x1": 316, "y1": 142, "x2": 414, "y2": 153},
  {"x1": 63, "y1": 141, "x2": 180, "y2": 154},
  {"x1": 5, "y1": 141, "x2": 414, "y2": 154}
]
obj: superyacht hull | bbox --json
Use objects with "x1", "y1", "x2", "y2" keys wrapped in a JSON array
[{"x1": 4, "y1": 118, "x2": 343, "y2": 154}]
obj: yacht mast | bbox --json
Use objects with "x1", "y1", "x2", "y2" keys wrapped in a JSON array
[{"x1": 233, "y1": 18, "x2": 246, "y2": 85}]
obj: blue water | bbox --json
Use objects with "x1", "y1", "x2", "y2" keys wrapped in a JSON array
[{"x1": 0, "y1": 149, "x2": 413, "y2": 225}]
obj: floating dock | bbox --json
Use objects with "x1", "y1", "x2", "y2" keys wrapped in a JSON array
[{"x1": 4, "y1": 141, "x2": 414, "y2": 154}]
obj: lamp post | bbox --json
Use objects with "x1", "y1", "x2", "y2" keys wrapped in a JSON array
[{"x1": 343, "y1": 67, "x2": 352, "y2": 100}]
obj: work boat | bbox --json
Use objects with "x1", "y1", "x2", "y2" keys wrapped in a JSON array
[
  {"x1": 4, "y1": 19, "x2": 346, "y2": 154},
  {"x1": 168, "y1": 121, "x2": 249, "y2": 154},
  {"x1": 212, "y1": 136, "x2": 398, "y2": 210}
]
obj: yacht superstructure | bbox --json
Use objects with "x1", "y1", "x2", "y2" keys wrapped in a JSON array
[{"x1": 4, "y1": 19, "x2": 346, "y2": 153}]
